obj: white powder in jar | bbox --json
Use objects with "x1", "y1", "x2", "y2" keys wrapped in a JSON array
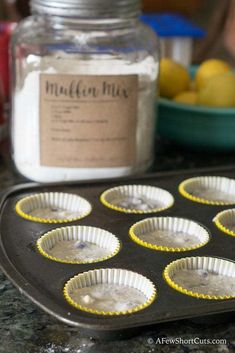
[{"x1": 13, "y1": 53, "x2": 158, "y2": 182}]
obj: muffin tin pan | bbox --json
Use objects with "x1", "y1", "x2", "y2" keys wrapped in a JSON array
[{"x1": 0, "y1": 166, "x2": 235, "y2": 338}]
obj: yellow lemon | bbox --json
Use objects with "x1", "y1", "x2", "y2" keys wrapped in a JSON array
[
  {"x1": 189, "y1": 80, "x2": 197, "y2": 91},
  {"x1": 196, "y1": 59, "x2": 232, "y2": 90},
  {"x1": 159, "y1": 58, "x2": 190, "y2": 98},
  {"x1": 197, "y1": 72, "x2": 235, "y2": 108},
  {"x1": 173, "y1": 91, "x2": 197, "y2": 105}
]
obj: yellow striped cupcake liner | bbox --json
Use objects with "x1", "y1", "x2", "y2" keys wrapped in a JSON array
[
  {"x1": 129, "y1": 217, "x2": 210, "y2": 252},
  {"x1": 179, "y1": 176, "x2": 235, "y2": 206},
  {"x1": 100, "y1": 184, "x2": 174, "y2": 214},
  {"x1": 37, "y1": 226, "x2": 121, "y2": 265},
  {"x1": 214, "y1": 209, "x2": 235, "y2": 238},
  {"x1": 164, "y1": 257, "x2": 235, "y2": 300},
  {"x1": 64, "y1": 268, "x2": 157, "y2": 316},
  {"x1": 16, "y1": 192, "x2": 92, "y2": 224}
]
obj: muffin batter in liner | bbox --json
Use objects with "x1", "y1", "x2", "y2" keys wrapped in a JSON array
[
  {"x1": 100, "y1": 185, "x2": 174, "y2": 214},
  {"x1": 37, "y1": 226, "x2": 121, "y2": 264},
  {"x1": 129, "y1": 217, "x2": 210, "y2": 252},
  {"x1": 16, "y1": 192, "x2": 92, "y2": 223},
  {"x1": 214, "y1": 209, "x2": 235, "y2": 237},
  {"x1": 164, "y1": 256, "x2": 235, "y2": 300},
  {"x1": 64, "y1": 268, "x2": 156, "y2": 315},
  {"x1": 179, "y1": 176, "x2": 235, "y2": 205}
]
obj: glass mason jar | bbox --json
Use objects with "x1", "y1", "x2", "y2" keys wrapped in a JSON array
[{"x1": 11, "y1": 0, "x2": 159, "y2": 183}]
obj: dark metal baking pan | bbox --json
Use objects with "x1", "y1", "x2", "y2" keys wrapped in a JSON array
[{"x1": 0, "y1": 166, "x2": 235, "y2": 338}]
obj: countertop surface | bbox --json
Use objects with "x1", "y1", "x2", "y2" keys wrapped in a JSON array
[{"x1": 0, "y1": 139, "x2": 235, "y2": 353}]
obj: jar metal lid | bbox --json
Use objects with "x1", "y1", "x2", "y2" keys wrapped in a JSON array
[{"x1": 31, "y1": 0, "x2": 141, "y2": 18}]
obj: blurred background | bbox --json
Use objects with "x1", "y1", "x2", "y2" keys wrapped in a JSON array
[
  {"x1": 1, "y1": 0, "x2": 235, "y2": 151},
  {"x1": 1, "y1": 0, "x2": 234, "y2": 63}
]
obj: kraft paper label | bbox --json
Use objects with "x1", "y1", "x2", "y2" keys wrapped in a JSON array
[{"x1": 40, "y1": 74, "x2": 138, "y2": 168}]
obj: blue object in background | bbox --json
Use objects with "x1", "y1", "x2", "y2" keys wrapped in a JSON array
[{"x1": 141, "y1": 13, "x2": 205, "y2": 38}]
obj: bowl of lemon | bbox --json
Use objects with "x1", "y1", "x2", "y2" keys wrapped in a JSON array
[{"x1": 157, "y1": 58, "x2": 235, "y2": 150}]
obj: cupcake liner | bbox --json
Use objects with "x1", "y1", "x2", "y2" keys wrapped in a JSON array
[
  {"x1": 129, "y1": 217, "x2": 210, "y2": 252},
  {"x1": 179, "y1": 176, "x2": 235, "y2": 205},
  {"x1": 100, "y1": 185, "x2": 174, "y2": 214},
  {"x1": 15, "y1": 192, "x2": 92, "y2": 223},
  {"x1": 37, "y1": 226, "x2": 121, "y2": 264},
  {"x1": 214, "y1": 209, "x2": 235, "y2": 237},
  {"x1": 64, "y1": 268, "x2": 157, "y2": 316},
  {"x1": 164, "y1": 256, "x2": 235, "y2": 300}
]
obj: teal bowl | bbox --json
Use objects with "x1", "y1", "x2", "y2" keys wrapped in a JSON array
[{"x1": 157, "y1": 67, "x2": 235, "y2": 151}]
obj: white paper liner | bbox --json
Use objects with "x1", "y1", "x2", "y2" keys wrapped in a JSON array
[
  {"x1": 179, "y1": 176, "x2": 235, "y2": 205},
  {"x1": 100, "y1": 185, "x2": 174, "y2": 214},
  {"x1": 16, "y1": 192, "x2": 92, "y2": 223},
  {"x1": 37, "y1": 226, "x2": 121, "y2": 264},
  {"x1": 214, "y1": 209, "x2": 235, "y2": 237},
  {"x1": 64, "y1": 268, "x2": 156, "y2": 315},
  {"x1": 130, "y1": 217, "x2": 210, "y2": 251},
  {"x1": 164, "y1": 256, "x2": 235, "y2": 299}
]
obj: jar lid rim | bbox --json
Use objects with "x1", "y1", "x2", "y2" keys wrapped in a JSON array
[{"x1": 31, "y1": 0, "x2": 141, "y2": 18}]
